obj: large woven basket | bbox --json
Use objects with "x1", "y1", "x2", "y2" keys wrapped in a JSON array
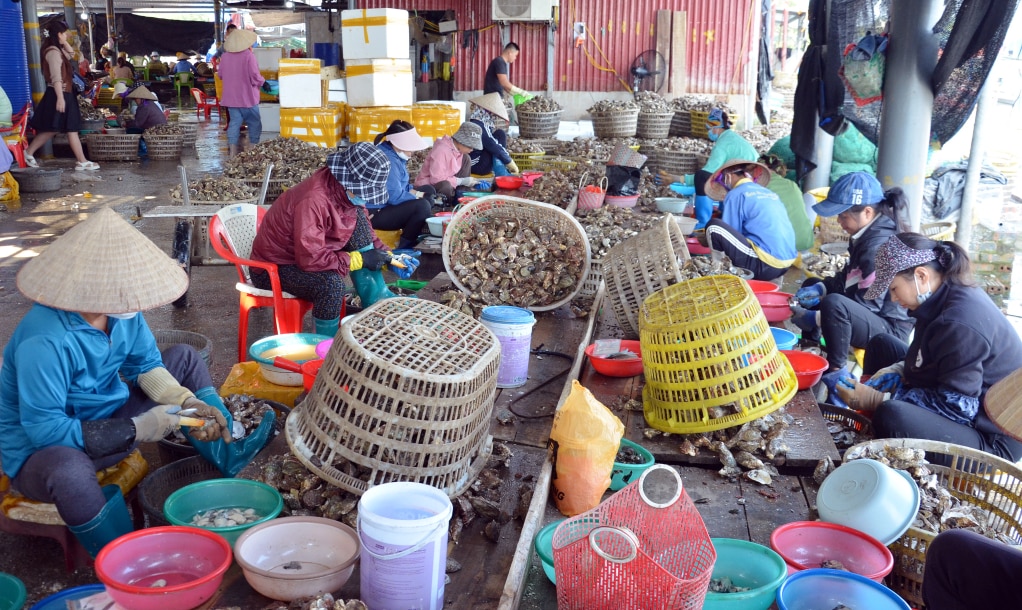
[
  {"x1": 285, "y1": 298, "x2": 500, "y2": 497},
  {"x1": 517, "y1": 109, "x2": 562, "y2": 139},
  {"x1": 86, "y1": 133, "x2": 141, "y2": 161},
  {"x1": 9, "y1": 167, "x2": 63, "y2": 193},
  {"x1": 442, "y1": 195, "x2": 592, "y2": 311},
  {"x1": 669, "y1": 110, "x2": 691, "y2": 137},
  {"x1": 578, "y1": 256, "x2": 604, "y2": 297},
  {"x1": 817, "y1": 215, "x2": 847, "y2": 246},
  {"x1": 639, "y1": 275, "x2": 797, "y2": 434},
  {"x1": 143, "y1": 133, "x2": 184, "y2": 160},
  {"x1": 657, "y1": 150, "x2": 704, "y2": 176},
  {"x1": 636, "y1": 110, "x2": 674, "y2": 139},
  {"x1": 844, "y1": 438, "x2": 1022, "y2": 609},
  {"x1": 152, "y1": 329, "x2": 212, "y2": 368},
  {"x1": 137, "y1": 455, "x2": 220, "y2": 527},
  {"x1": 603, "y1": 215, "x2": 691, "y2": 338},
  {"x1": 591, "y1": 109, "x2": 639, "y2": 139},
  {"x1": 178, "y1": 121, "x2": 199, "y2": 146}
]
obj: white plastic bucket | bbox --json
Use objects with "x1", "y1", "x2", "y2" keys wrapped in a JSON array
[
  {"x1": 479, "y1": 305, "x2": 537, "y2": 388},
  {"x1": 358, "y1": 482, "x2": 454, "y2": 610}
]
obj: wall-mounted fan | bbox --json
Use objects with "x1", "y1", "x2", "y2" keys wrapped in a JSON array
[{"x1": 630, "y1": 50, "x2": 667, "y2": 94}]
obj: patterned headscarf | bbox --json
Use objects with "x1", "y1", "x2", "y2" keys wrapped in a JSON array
[
  {"x1": 863, "y1": 234, "x2": 939, "y2": 300},
  {"x1": 470, "y1": 105, "x2": 495, "y2": 131},
  {"x1": 326, "y1": 142, "x2": 390, "y2": 208}
]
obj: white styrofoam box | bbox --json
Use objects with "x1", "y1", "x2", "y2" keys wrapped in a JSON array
[
  {"x1": 259, "y1": 103, "x2": 281, "y2": 133},
  {"x1": 345, "y1": 58, "x2": 413, "y2": 108},
  {"x1": 328, "y1": 78, "x2": 345, "y2": 92},
  {"x1": 253, "y1": 47, "x2": 284, "y2": 72},
  {"x1": 278, "y1": 58, "x2": 324, "y2": 108},
  {"x1": 341, "y1": 8, "x2": 410, "y2": 60},
  {"x1": 328, "y1": 90, "x2": 348, "y2": 103},
  {"x1": 415, "y1": 100, "x2": 467, "y2": 126}
]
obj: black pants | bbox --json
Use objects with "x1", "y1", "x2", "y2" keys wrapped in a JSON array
[
  {"x1": 251, "y1": 265, "x2": 346, "y2": 321},
  {"x1": 816, "y1": 293, "x2": 910, "y2": 370},
  {"x1": 370, "y1": 191, "x2": 435, "y2": 249},
  {"x1": 864, "y1": 333, "x2": 1022, "y2": 464},
  {"x1": 705, "y1": 218, "x2": 789, "y2": 281},
  {"x1": 923, "y1": 529, "x2": 1022, "y2": 609}
]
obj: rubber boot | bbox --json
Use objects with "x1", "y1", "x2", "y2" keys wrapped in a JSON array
[
  {"x1": 350, "y1": 268, "x2": 397, "y2": 308},
  {"x1": 314, "y1": 316, "x2": 339, "y2": 338},
  {"x1": 694, "y1": 195, "x2": 713, "y2": 230},
  {"x1": 68, "y1": 484, "x2": 133, "y2": 558},
  {"x1": 228, "y1": 144, "x2": 238, "y2": 157}
]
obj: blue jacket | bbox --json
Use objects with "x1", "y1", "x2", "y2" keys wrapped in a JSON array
[
  {"x1": 721, "y1": 181, "x2": 798, "y2": 264},
  {"x1": 373, "y1": 141, "x2": 417, "y2": 209},
  {"x1": 468, "y1": 118, "x2": 511, "y2": 174},
  {"x1": 0, "y1": 305, "x2": 163, "y2": 478}
]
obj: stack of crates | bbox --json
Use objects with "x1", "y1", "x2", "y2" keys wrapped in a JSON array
[
  {"x1": 341, "y1": 8, "x2": 415, "y2": 143},
  {"x1": 278, "y1": 57, "x2": 346, "y2": 148}
]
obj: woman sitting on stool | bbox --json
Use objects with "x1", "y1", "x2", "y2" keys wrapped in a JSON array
[{"x1": 370, "y1": 121, "x2": 435, "y2": 251}]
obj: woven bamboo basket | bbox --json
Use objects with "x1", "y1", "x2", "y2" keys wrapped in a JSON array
[
  {"x1": 590, "y1": 109, "x2": 639, "y2": 139},
  {"x1": 442, "y1": 195, "x2": 591, "y2": 311},
  {"x1": 669, "y1": 110, "x2": 692, "y2": 137},
  {"x1": 9, "y1": 167, "x2": 63, "y2": 193},
  {"x1": 517, "y1": 108, "x2": 563, "y2": 139},
  {"x1": 285, "y1": 298, "x2": 500, "y2": 497},
  {"x1": 178, "y1": 121, "x2": 199, "y2": 146},
  {"x1": 579, "y1": 256, "x2": 604, "y2": 297},
  {"x1": 509, "y1": 151, "x2": 545, "y2": 171},
  {"x1": 86, "y1": 133, "x2": 141, "y2": 161},
  {"x1": 636, "y1": 110, "x2": 675, "y2": 139},
  {"x1": 603, "y1": 215, "x2": 691, "y2": 339},
  {"x1": 657, "y1": 150, "x2": 703, "y2": 176},
  {"x1": 921, "y1": 221, "x2": 956, "y2": 242},
  {"x1": 639, "y1": 275, "x2": 797, "y2": 434},
  {"x1": 844, "y1": 438, "x2": 1022, "y2": 609},
  {"x1": 143, "y1": 133, "x2": 184, "y2": 160},
  {"x1": 817, "y1": 215, "x2": 847, "y2": 246}
]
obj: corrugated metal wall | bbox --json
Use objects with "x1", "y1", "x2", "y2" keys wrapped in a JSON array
[{"x1": 356, "y1": 0, "x2": 757, "y2": 95}]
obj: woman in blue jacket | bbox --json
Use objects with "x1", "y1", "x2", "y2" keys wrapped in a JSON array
[{"x1": 369, "y1": 121, "x2": 435, "y2": 250}]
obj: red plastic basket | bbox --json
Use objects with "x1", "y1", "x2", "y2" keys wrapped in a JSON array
[
  {"x1": 576, "y1": 173, "x2": 608, "y2": 210},
  {"x1": 552, "y1": 465, "x2": 716, "y2": 609}
]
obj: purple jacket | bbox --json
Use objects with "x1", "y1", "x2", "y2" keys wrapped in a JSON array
[{"x1": 218, "y1": 49, "x2": 264, "y2": 108}]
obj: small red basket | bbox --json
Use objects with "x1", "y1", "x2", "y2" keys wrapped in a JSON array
[{"x1": 576, "y1": 173, "x2": 607, "y2": 210}]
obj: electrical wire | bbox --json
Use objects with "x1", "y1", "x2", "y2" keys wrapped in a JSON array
[{"x1": 506, "y1": 347, "x2": 575, "y2": 419}]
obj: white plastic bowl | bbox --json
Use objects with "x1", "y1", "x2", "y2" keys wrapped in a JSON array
[
  {"x1": 816, "y1": 458, "x2": 920, "y2": 545},
  {"x1": 425, "y1": 216, "x2": 448, "y2": 237},
  {"x1": 654, "y1": 197, "x2": 690, "y2": 215}
]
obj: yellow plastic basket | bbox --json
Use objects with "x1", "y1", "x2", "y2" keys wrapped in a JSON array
[
  {"x1": 639, "y1": 275, "x2": 797, "y2": 434},
  {"x1": 921, "y1": 221, "x2": 956, "y2": 242},
  {"x1": 510, "y1": 151, "x2": 545, "y2": 171}
]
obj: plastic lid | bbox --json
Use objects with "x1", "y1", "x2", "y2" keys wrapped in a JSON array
[
  {"x1": 29, "y1": 584, "x2": 104, "y2": 610},
  {"x1": 480, "y1": 305, "x2": 536, "y2": 324}
]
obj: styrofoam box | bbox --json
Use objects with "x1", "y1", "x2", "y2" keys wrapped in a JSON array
[
  {"x1": 328, "y1": 90, "x2": 348, "y2": 103},
  {"x1": 345, "y1": 58, "x2": 413, "y2": 108},
  {"x1": 253, "y1": 47, "x2": 284, "y2": 72},
  {"x1": 259, "y1": 103, "x2": 281, "y2": 133},
  {"x1": 341, "y1": 8, "x2": 410, "y2": 60},
  {"x1": 328, "y1": 78, "x2": 345, "y2": 92},
  {"x1": 278, "y1": 58, "x2": 324, "y2": 108}
]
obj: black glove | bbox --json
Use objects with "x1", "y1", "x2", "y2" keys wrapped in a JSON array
[
  {"x1": 360, "y1": 248, "x2": 392, "y2": 271},
  {"x1": 261, "y1": 81, "x2": 272, "y2": 93}
]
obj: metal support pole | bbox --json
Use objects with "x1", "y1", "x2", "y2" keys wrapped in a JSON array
[
  {"x1": 214, "y1": 0, "x2": 223, "y2": 48},
  {"x1": 546, "y1": 22, "x2": 554, "y2": 93},
  {"x1": 781, "y1": 9, "x2": 788, "y2": 71},
  {"x1": 957, "y1": 82, "x2": 993, "y2": 249},
  {"x1": 876, "y1": 0, "x2": 943, "y2": 231},
  {"x1": 105, "y1": 0, "x2": 116, "y2": 58},
  {"x1": 21, "y1": 0, "x2": 45, "y2": 104},
  {"x1": 63, "y1": 0, "x2": 77, "y2": 39}
]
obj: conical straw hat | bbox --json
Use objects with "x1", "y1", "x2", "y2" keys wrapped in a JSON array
[
  {"x1": 224, "y1": 29, "x2": 257, "y2": 53},
  {"x1": 983, "y1": 367, "x2": 1022, "y2": 441},
  {"x1": 17, "y1": 207, "x2": 188, "y2": 313},
  {"x1": 469, "y1": 92, "x2": 509, "y2": 122}
]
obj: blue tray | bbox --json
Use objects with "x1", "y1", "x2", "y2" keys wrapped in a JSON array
[{"x1": 30, "y1": 584, "x2": 106, "y2": 610}]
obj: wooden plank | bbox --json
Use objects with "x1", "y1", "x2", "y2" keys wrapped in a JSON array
[
  {"x1": 670, "y1": 11, "x2": 688, "y2": 95},
  {"x1": 656, "y1": 10, "x2": 673, "y2": 94},
  {"x1": 740, "y1": 473, "x2": 815, "y2": 546}
]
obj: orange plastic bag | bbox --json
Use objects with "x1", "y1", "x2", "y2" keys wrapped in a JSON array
[{"x1": 549, "y1": 380, "x2": 625, "y2": 516}]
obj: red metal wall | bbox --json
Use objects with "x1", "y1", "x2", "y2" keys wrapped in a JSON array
[{"x1": 356, "y1": 0, "x2": 757, "y2": 95}]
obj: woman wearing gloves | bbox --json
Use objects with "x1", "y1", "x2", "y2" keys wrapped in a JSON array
[
  {"x1": 834, "y1": 233, "x2": 1022, "y2": 463},
  {"x1": 0, "y1": 207, "x2": 259, "y2": 559},
  {"x1": 790, "y1": 172, "x2": 912, "y2": 404},
  {"x1": 468, "y1": 93, "x2": 518, "y2": 177},
  {"x1": 415, "y1": 122, "x2": 483, "y2": 205},
  {"x1": 251, "y1": 143, "x2": 418, "y2": 337},
  {"x1": 370, "y1": 121, "x2": 435, "y2": 250}
]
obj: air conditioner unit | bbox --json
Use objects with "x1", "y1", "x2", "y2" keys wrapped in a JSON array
[{"x1": 492, "y1": 0, "x2": 554, "y2": 22}]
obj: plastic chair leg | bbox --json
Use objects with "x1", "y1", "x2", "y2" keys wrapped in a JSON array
[
  {"x1": 7, "y1": 142, "x2": 25, "y2": 168},
  {"x1": 238, "y1": 300, "x2": 252, "y2": 363}
]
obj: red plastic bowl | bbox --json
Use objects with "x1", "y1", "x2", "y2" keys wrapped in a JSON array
[
  {"x1": 495, "y1": 175, "x2": 524, "y2": 190},
  {"x1": 781, "y1": 350, "x2": 829, "y2": 390},
  {"x1": 755, "y1": 291, "x2": 794, "y2": 322},
  {"x1": 770, "y1": 521, "x2": 894, "y2": 583},
  {"x1": 96, "y1": 526, "x2": 233, "y2": 610},
  {"x1": 746, "y1": 279, "x2": 780, "y2": 294},
  {"x1": 686, "y1": 236, "x2": 712, "y2": 255},
  {"x1": 584, "y1": 340, "x2": 643, "y2": 377}
]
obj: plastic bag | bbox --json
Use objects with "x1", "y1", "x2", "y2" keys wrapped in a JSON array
[
  {"x1": 605, "y1": 165, "x2": 641, "y2": 197},
  {"x1": 840, "y1": 33, "x2": 888, "y2": 106},
  {"x1": 185, "y1": 387, "x2": 276, "y2": 477},
  {"x1": 549, "y1": 380, "x2": 625, "y2": 516}
]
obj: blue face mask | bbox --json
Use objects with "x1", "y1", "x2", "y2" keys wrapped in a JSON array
[
  {"x1": 707, "y1": 128, "x2": 720, "y2": 142},
  {"x1": 349, "y1": 195, "x2": 367, "y2": 207}
]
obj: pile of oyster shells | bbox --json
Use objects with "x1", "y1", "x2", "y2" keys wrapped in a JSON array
[
  {"x1": 553, "y1": 136, "x2": 642, "y2": 160},
  {"x1": 517, "y1": 95, "x2": 562, "y2": 113},
  {"x1": 169, "y1": 175, "x2": 256, "y2": 202},
  {"x1": 79, "y1": 98, "x2": 107, "y2": 121},
  {"x1": 528, "y1": 165, "x2": 595, "y2": 209},
  {"x1": 223, "y1": 137, "x2": 328, "y2": 184},
  {"x1": 265, "y1": 594, "x2": 366, "y2": 610},
  {"x1": 507, "y1": 138, "x2": 547, "y2": 154},
  {"x1": 588, "y1": 99, "x2": 639, "y2": 114},
  {"x1": 635, "y1": 91, "x2": 671, "y2": 114},
  {"x1": 144, "y1": 123, "x2": 185, "y2": 136},
  {"x1": 800, "y1": 250, "x2": 848, "y2": 278},
  {"x1": 405, "y1": 148, "x2": 430, "y2": 181},
  {"x1": 669, "y1": 95, "x2": 719, "y2": 112},
  {"x1": 575, "y1": 206, "x2": 663, "y2": 259}
]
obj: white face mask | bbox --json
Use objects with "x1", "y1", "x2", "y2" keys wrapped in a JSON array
[
  {"x1": 106, "y1": 312, "x2": 138, "y2": 320},
  {"x1": 395, "y1": 150, "x2": 409, "y2": 161},
  {"x1": 914, "y1": 274, "x2": 932, "y2": 305}
]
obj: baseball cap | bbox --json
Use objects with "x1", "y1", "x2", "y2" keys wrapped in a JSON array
[{"x1": 813, "y1": 171, "x2": 884, "y2": 217}]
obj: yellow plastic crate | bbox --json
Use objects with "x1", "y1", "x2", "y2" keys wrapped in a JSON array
[
  {"x1": 346, "y1": 105, "x2": 413, "y2": 143},
  {"x1": 509, "y1": 151, "x2": 545, "y2": 171},
  {"x1": 411, "y1": 103, "x2": 461, "y2": 141},
  {"x1": 690, "y1": 109, "x2": 741, "y2": 139},
  {"x1": 280, "y1": 102, "x2": 347, "y2": 148},
  {"x1": 639, "y1": 275, "x2": 797, "y2": 434}
]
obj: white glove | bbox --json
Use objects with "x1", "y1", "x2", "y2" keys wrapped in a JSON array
[
  {"x1": 132, "y1": 405, "x2": 182, "y2": 442},
  {"x1": 510, "y1": 86, "x2": 527, "y2": 96},
  {"x1": 457, "y1": 176, "x2": 478, "y2": 187}
]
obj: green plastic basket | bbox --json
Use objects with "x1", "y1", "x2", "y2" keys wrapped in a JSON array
[{"x1": 163, "y1": 478, "x2": 284, "y2": 546}]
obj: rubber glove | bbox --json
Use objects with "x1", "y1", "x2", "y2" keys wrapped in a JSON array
[
  {"x1": 506, "y1": 160, "x2": 520, "y2": 175},
  {"x1": 835, "y1": 378, "x2": 887, "y2": 412},
  {"x1": 389, "y1": 253, "x2": 419, "y2": 280},
  {"x1": 457, "y1": 176, "x2": 479, "y2": 187},
  {"x1": 796, "y1": 283, "x2": 827, "y2": 307},
  {"x1": 261, "y1": 81, "x2": 272, "y2": 93},
  {"x1": 865, "y1": 361, "x2": 905, "y2": 394},
  {"x1": 510, "y1": 85, "x2": 527, "y2": 96},
  {"x1": 181, "y1": 397, "x2": 231, "y2": 443},
  {"x1": 790, "y1": 305, "x2": 819, "y2": 335},
  {"x1": 132, "y1": 405, "x2": 181, "y2": 442},
  {"x1": 359, "y1": 248, "x2": 392, "y2": 271},
  {"x1": 656, "y1": 169, "x2": 678, "y2": 185}
]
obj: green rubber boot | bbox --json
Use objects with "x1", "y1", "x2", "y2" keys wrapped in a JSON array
[
  {"x1": 349, "y1": 268, "x2": 397, "y2": 308},
  {"x1": 314, "y1": 316, "x2": 339, "y2": 338},
  {"x1": 68, "y1": 484, "x2": 133, "y2": 558}
]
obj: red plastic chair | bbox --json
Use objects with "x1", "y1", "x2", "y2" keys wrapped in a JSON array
[
  {"x1": 3, "y1": 103, "x2": 32, "y2": 168},
  {"x1": 190, "y1": 87, "x2": 221, "y2": 120},
  {"x1": 208, "y1": 204, "x2": 315, "y2": 362}
]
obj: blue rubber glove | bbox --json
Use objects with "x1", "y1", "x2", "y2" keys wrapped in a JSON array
[
  {"x1": 391, "y1": 249, "x2": 422, "y2": 258},
  {"x1": 389, "y1": 254, "x2": 419, "y2": 280},
  {"x1": 790, "y1": 305, "x2": 819, "y2": 335},
  {"x1": 866, "y1": 372, "x2": 903, "y2": 394},
  {"x1": 796, "y1": 283, "x2": 826, "y2": 307}
]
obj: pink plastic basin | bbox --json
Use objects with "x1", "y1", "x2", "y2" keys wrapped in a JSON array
[
  {"x1": 770, "y1": 521, "x2": 894, "y2": 583},
  {"x1": 755, "y1": 291, "x2": 794, "y2": 322}
]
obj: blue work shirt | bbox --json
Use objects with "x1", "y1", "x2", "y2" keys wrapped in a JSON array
[
  {"x1": 721, "y1": 181, "x2": 798, "y2": 264},
  {"x1": 0, "y1": 305, "x2": 163, "y2": 478},
  {"x1": 372, "y1": 141, "x2": 418, "y2": 208}
]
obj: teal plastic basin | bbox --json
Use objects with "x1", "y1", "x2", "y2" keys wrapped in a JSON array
[
  {"x1": 704, "y1": 538, "x2": 787, "y2": 610},
  {"x1": 610, "y1": 438, "x2": 655, "y2": 491},
  {"x1": 533, "y1": 520, "x2": 562, "y2": 584},
  {"x1": 164, "y1": 478, "x2": 284, "y2": 547},
  {"x1": 0, "y1": 572, "x2": 25, "y2": 610}
]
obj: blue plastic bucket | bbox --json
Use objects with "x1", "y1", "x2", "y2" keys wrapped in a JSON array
[
  {"x1": 479, "y1": 306, "x2": 536, "y2": 388},
  {"x1": 312, "y1": 42, "x2": 340, "y2": 67},
  {"x1": 771, "y1": 327, "x2": 798, "y2": 351}
]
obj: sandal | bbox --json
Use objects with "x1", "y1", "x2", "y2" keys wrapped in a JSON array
[
  {"x1": 75, "y1": 161, "x2": 100, "y2": 172},
  {"x1": 24, "y1": 153, "x2": 38, "y2": 168}
]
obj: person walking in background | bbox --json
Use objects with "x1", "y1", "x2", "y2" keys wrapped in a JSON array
[
  {"x1": 218, "y1": 28, "x2": 265, "y2": 157},
  {"x1": 23, "y1": 19, "x2": 99, "y2": 171}
]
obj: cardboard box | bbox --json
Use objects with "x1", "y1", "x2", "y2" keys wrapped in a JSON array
[
  {"x1": 341, "y1": 8, "x2": 410, "y2": 60},
  {"x1": 280, "y1": 102, "x2": 346, "y2": 148},
  {"x1": 347, "y1": 105, "x2": 412, "y2": 143},
  {"x1": 278, "y1": 58, "x2": 324, "y2": 108},
  {"x1": 345, "y1": 58, "x2": 413, "y2": 108}
]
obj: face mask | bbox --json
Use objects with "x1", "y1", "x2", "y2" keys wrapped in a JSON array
[
  {"x1": 707, "y1": 128, "x2": 720, "y2": 142},
  {"x1": 395, "y1": 150, "x2": 409, "y2": 161},
  {"x1": 914, "y1": 274, "x2": 932, "y2": 305},
  {"x1": 349, "y1": 195, "x2": 367, "y2": 207},
  {"x1": 106, "y1": 312, "x2": 137, "y2": 320}
]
